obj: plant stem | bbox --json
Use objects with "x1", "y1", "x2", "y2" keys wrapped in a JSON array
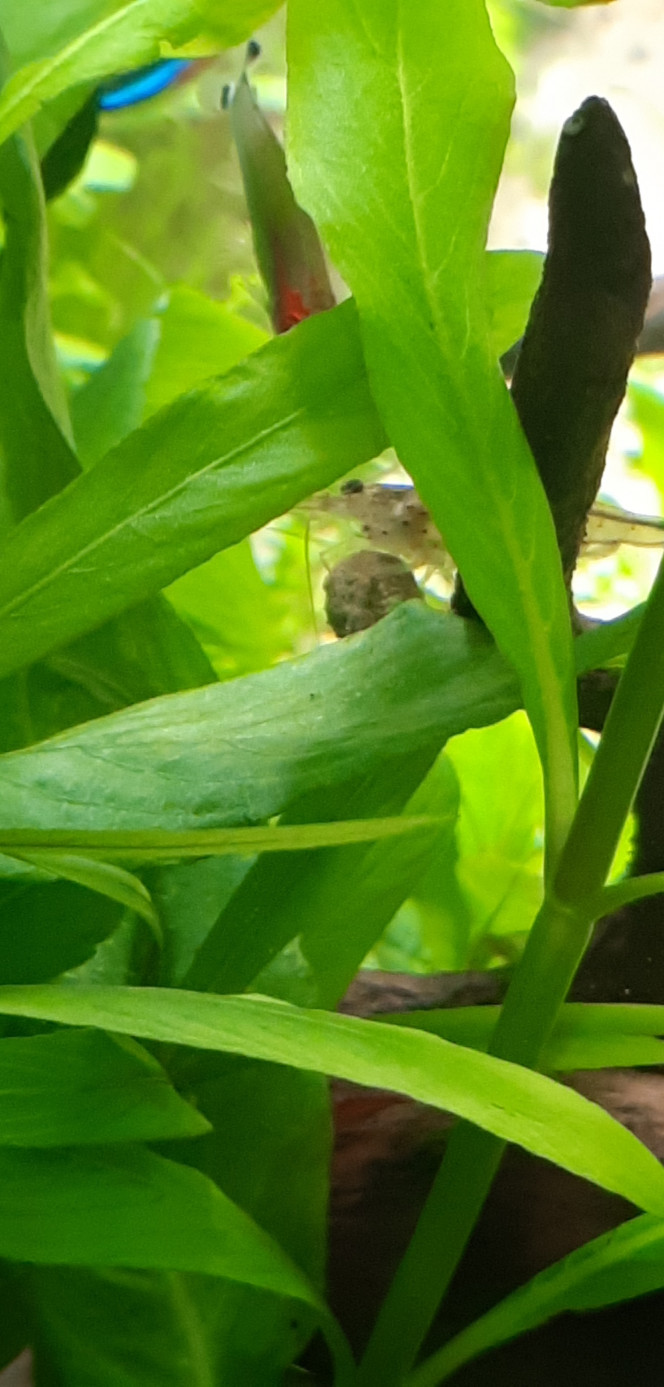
[{"x1": 358, "y1": 555, "x2": 664, "y2": 1387}]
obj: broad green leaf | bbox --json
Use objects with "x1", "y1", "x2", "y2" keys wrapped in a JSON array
[
  {"x1": 143, "y1": 285, "x2": 267, "y2": 417},
  {"x1": 43, "y1": 594, "x2": 217, "y2": 707},
  {"x1": 165, "y1": 540, "x2": 294, "y2": 680},
  {"x1": 287, "y1": 0, "x2": 577, "y2": 860},
  {"x1": 175, "y1": 1061, "x2": 330, "y2": 1287},
  {"x1": 0, "y1": 0, "x2": 285, "y2": 149},
  {"x1": 27, "y1": 1068, "x2": 330, "y2": 1385},
  {"x1": 29, "y1": 1267, "x2": 229, "y2": 1387},
  {"x1": 0, "y1": 114, "x2": 218, "y2": 743},
  {"x1": 0, "y1": 301, "x2": 387, "y2": 680},
  {"x1": 0, "y1": 2, "x2": 142, "y2": 70},
  {"x1": 0, "y1": 594, "x2": 216, "y2": 756},
  {"x1": 0, "y1": 606, "x2": 519, "y2": 832},
  {"x1": 0, "y1": 1143, "x2": 325, "y2": 1309},
  {"x1": 386, "y1": 713, "x2": 544, "y2": 973},
  {"x1": 486, "y1": 250, "x2": 543, "y2": 359},
  {"x1": 445, "y1": 711, "x2": 544, "y2": 961},
  {"x1": 72, "y1": 318, "x2": 160, "y2": 466},
  {"x1": 408, "y1": 1214, "x2": 664, "y2": 1387},
  {"x1": 368, "y1": 756, "x2": 470, "y2": 974},
  {"x1": 1, "y1": 985, "x2": 664, "y2": 1214},
  {"x1": 0, "y1": 603, "x2": 629, "y2": 836},
  {"x1": 0, "y1": 1028, "x2": 209, "y2": 1145}
]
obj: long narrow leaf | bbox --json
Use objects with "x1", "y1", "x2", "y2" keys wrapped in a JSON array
[
  {"x1": 287, "y1": 0, "x2": 578, "y2": 863},
  {"x1": 408, "y1": 1214, "x2": 664, "y2": 1387},
  {"x1": 0, "y1": 817, "x2": 442, "y2": 860},
  {"x1": 0, "y1": 605, "x2": 519, "y2": 831},
  {"x1": 0, "y1": 986, "x2": 662, "y2": 1215},
  {"x1": 0, "y1": 302, "x2": 386, "y2": 679}
]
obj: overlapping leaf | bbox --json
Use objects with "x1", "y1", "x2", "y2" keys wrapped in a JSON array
[
  {"x1": 0, "y1": 0, "x2": 285, "y2": 149},
  {"x1": 287, "y1": 0, "x2": 577, "y2": 858},
  {"x1": 0, "y1": 985, "x2": 662, "y2": 1215},
  {"x1": 0, "y1": 1028, "x2": 209, "y2": 1145},
  {"x1": 0, "y1": 302, "x2": 386, "y2": 680}
]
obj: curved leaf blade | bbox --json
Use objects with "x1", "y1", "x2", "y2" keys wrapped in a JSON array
[
  {"x1": 0, "y1": 0, "x2": 285, "y2": 150},
  {"x1": 0, "y1": 302, "x2": 386, "y2": 680},
  {"x1": 0, "y1": 1028, "x2": 210, "y2": 1145},
  {"x1": 0, "y1": 986, "x2": 663, "y2": 1215},
  {"x1": 287, "y1": 0, "x2": 577, "y2": 857},
  {"x1": 0, "y1": 605, "x2": 519, "y2": 831},
  {"x1": 408, "y1": 1213, "x2": 664, "y2": 1387}
]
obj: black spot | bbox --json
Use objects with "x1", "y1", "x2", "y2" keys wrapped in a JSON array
[{"x1": 342, "y1": 479, "x2": 364, "y2": 494}]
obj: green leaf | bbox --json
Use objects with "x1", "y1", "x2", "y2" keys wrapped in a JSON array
[
  {"x1": 1, "y1": 985, "x2": 664, "y2": 1215},
  {"x1": 0, "y1": 602, "x2": 629, "y2": 837},
  {"x1": 41, "y1": 91, "x2": 98, "y2": 201},
  {"x1": 143, "y1": 285, "x2": 267, "y2": 417},
  {"x1": 0, "y1": 880, "x2": 120, "y2": 984},
  {"x1": 574, "y1": 604, "x2": 644, "y2": 671},
  {"x1": 408, "y1": 1213, "x2": 664, "y2": 1387},
  {"x1": 0, "y1": 816, "x2": 441, "y2": 861},
  {"x1": 0, "y1": 605, "x2": 519, "y2": 832},
  {"x1": 287, "y1": 0, "x2": 577, "y2": 863},
  {"x1": 4, "y1": 850, "x2": 160, "y2": 937},
  {"x1": 165, "y1": 540, "x2": 294, "y2": 680},
  {"x1": 28, "y1": 1266, "x2": 228, "y2": 1387},
  {"x1": 183, "y1": 753, "x2": 439, "y2": 998},
  {"x1": 164, "y1": 1060, "x2": 330, "y2": 1384},
  {"x1": 443, "y1": 711, "x2": 544, "y2": 962},
  {"x1": 0, "y1": 594, "x2": 216, "y2": 757},
  {"x1": 298, "y1": 755, "x2": 458, "y2": 1005},
  {"x1": 0, "y1": 301, "x2": 387, "y2": 680},
  {"x1": 176, "y1": 1061, "x2": 331, "y2": 1287},
  {"x1": 0, "y1": 119, "x2": 78, "y2": 526},
  {"x1": 486, "y1": 250, "x2": 544, "y2": 359},
  {"x1": 628, "y1": 381, "x2": 664, "y2": 496},
  {"x1": 0, "y1": 1027, "x2": 210, "y2": 1145},
  {"x1": 0, "y1": 1143, "x2": 325, "y2": 1307},
  {"x1": 384, "y1": 1005, "x2": 664, "y2": 1071},
  {"x1": 0, "y1": 1263, "x2": 29, "y2": 1371},
  {"x1": 44, "y1": 595, "x2": 217, "y2": 707},
  {"x1": 27, "y1": 1069, "x2": 330, "y2": 1385},
  {"x1": 71, "y1": 318, "x2": 160, "y2": 467},
  {"x1": 152, "y1": 857, "x2": 253, "y2": 986},
  {"x1": 0, "y1": 0, "x2": 286, "y2": 150}
]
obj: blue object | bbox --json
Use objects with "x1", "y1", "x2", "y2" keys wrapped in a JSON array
[{"x1": 98, "y1": 59, "x2": 192, "y2": 111}]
